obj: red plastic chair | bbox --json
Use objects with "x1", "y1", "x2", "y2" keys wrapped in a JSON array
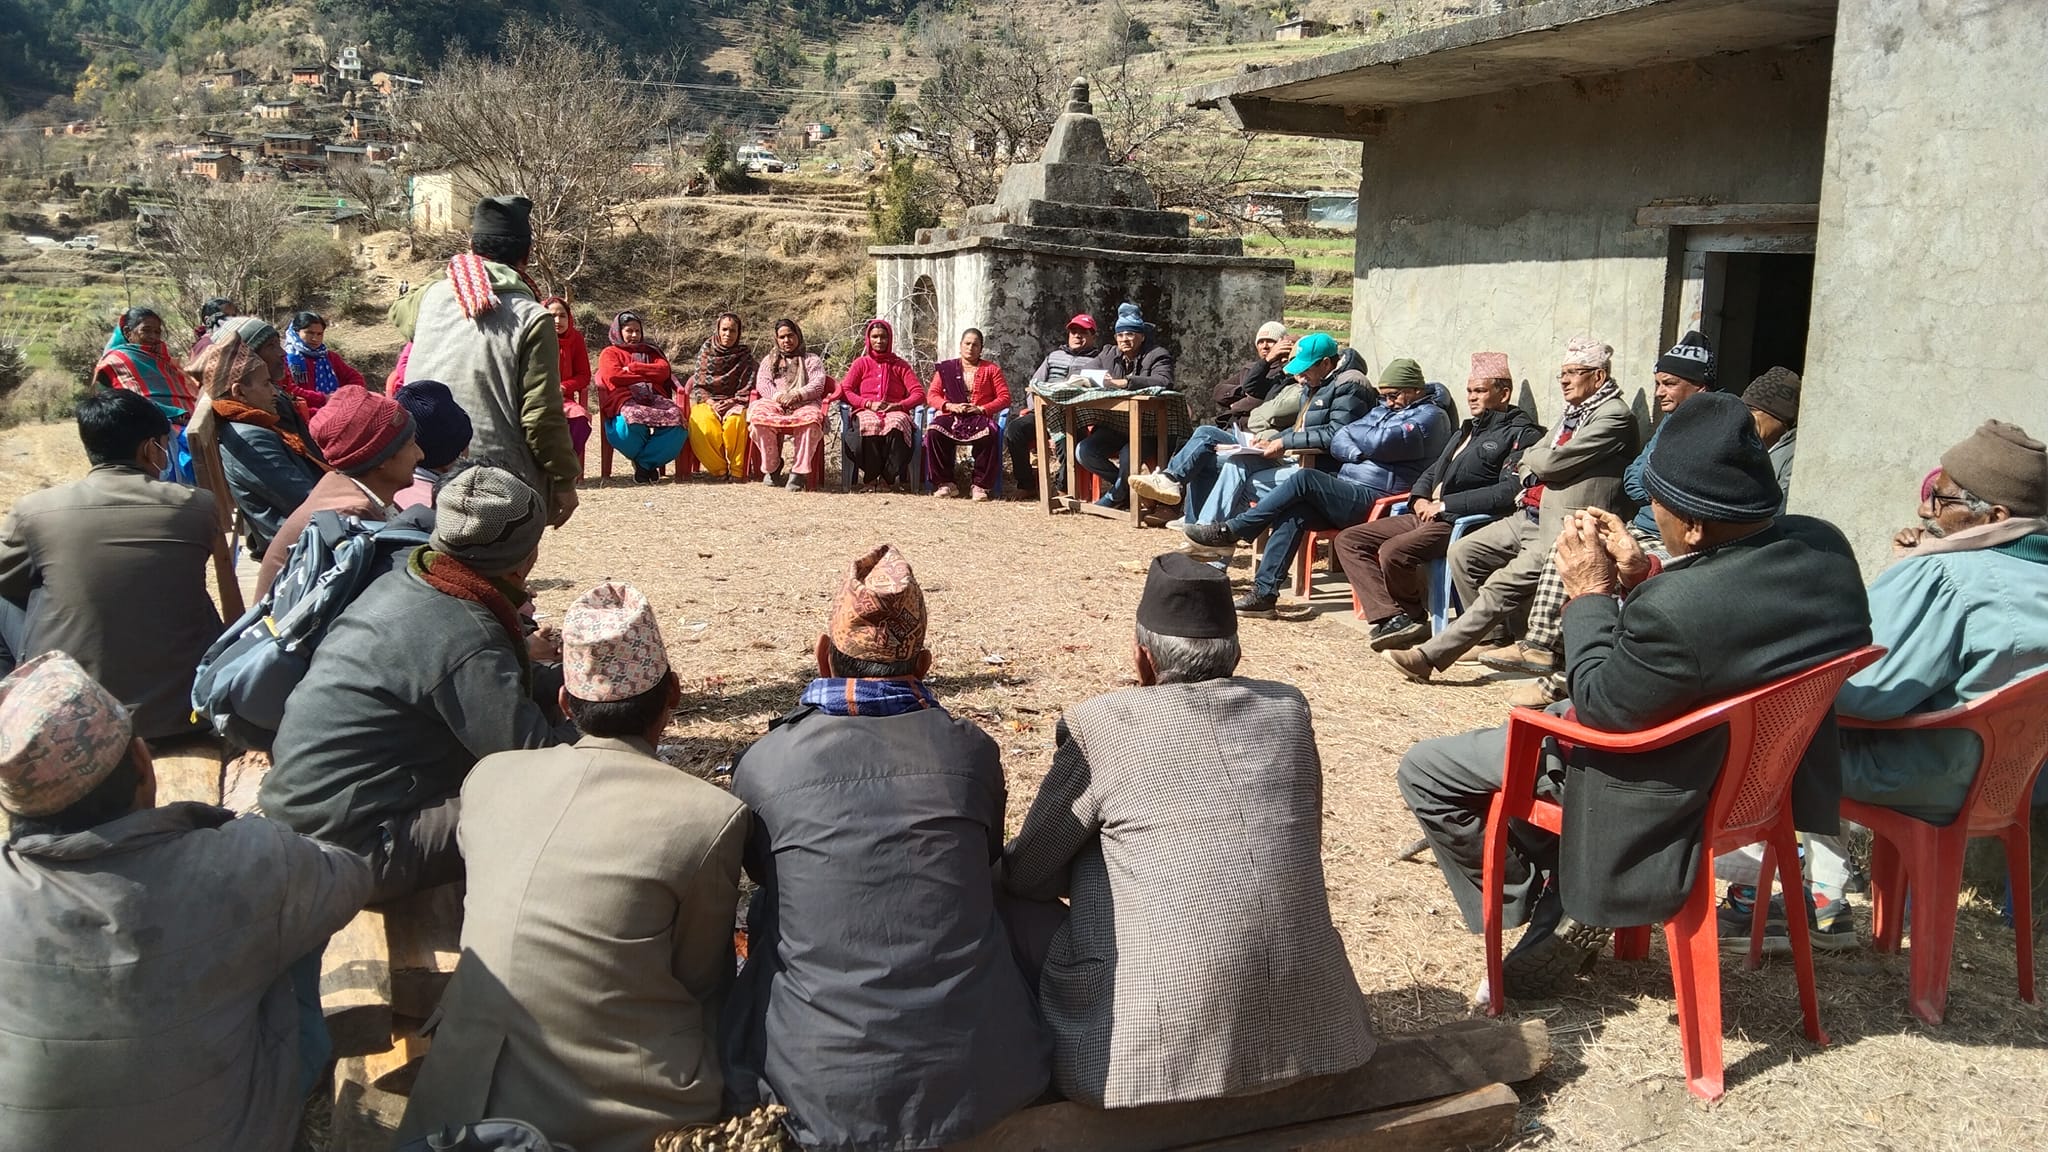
[
  {"x1": 1839, "y1": 667, "x2": 2048, "y2": 1025},
  {"x1": 1296, "y1": 493, "x2": 1405, "y2": 599},
  {"x1": 1481, "y1": 645, "x2": 1885, "y2": 1100}
]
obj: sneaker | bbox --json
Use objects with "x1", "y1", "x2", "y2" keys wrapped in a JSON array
[
  {"x1": 1164, "y1": 517, "x2": 1187, "y2": 531},
  {"x1": 933, "y1": 482, "x2": 960, "y2": 498},
  {"x1": 1367, "y1": 613, "x2": 1431, "y2": 652},
  {"x1": 1183, "y1": 521, "x2": 1236, "y2": 548},
  {"x1": 1807, "y1": 889, "x2": 1860, "y2": 951},
  {"x1": 1130, "y1": 471, "x2": 1184, "y2": 506},
  {"x1": 1508, "y1": 678, "x2": 1564, "y2": 709},
  {"x1": 1719, "y1": 887, "x2": 1860, "y2": 954},
  {"x1": 970, "y1": 485, "x2": 991, "y2": 502},
  {"x1": 762, "y1": 471, "x2": 783, "y2": 486},
  {"x1": 1093, "y1": 492, "x2": 1126, "y2": 509},
  {"x1": 1234, "y1": 591, "x2": 1279, "y2": 618},
  {"x1": 1479, "y1": 644, "x2": 1560, "y2": 675},
  {"x1": 1383, "y1": 647, "x2": 1435, "y2": 684},
  {"x1": 1174, "y1": 538, "x2": 1236, "y2": 561},
  {"x1": 785, "y1": 472, "x2": 807, "y2": 490}
]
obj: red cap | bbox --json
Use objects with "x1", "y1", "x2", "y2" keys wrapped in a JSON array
[
  {"x1": 311, "y1": 385, "x2": 416, "y2": 474},
  {"x1": 1066, "y1": 314, "x2": 1097, "y2": 331}
]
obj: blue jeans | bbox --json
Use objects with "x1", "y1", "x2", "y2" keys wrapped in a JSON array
[
  {"x1": 1228, "y1": 468, "x2": 1391, "y2": 597},
  {"x1": 1166, "y1": 425, "x2": 1238, "y2": 513}
]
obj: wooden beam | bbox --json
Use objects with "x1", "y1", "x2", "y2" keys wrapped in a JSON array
[
  {"x1": 1168, "y1": 1083, "x2": 1521, "y2": 1152},
  {"x1": 947, "y1": 1018, "x2": 1547, "y2": 1152},
  {"x1": 365, "y1": 1015, "x2": 430, "y2": 1096},
  {"x1": 385, "y1": 883, "x2": 463, "y2": 1019},
  {"x1": 321, "y1": 907, "x2": 394, "y2": 1059},
  {"x1": 1635, "y1": 202, "x2": 1819, "y2": 228},
  {"x1": 1219, "y1": 97, "x2": 1386, "y2": 140}
]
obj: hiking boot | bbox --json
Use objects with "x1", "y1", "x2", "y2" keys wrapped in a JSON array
[
  {"x1": 1183, "y1": 521, "x2": 1236, "y2": 548},
  {"x1": 1501, "y1": 914, "x2": 1611, "y2": 999},
  {"x1": 1234, "y1": 591, "x2": 1279, "y2": 618},
  {"x1": 1130, "y1": 470, "x2": 1184, "y2": 506},
  {"x1": 1383, "y1": 647, "x2": 1435, "y2": 684},
  {"x1": 1367, "y1": 613, "x2": 1431, "y2": 652},
  {"x1": 1508, "y1": 677, "x2": 1565, "y2": 709},
  {"x1": 933, "y1": 482, "x2": 960, "y2": 498},
  {"x1": 1479, "y1": 644, "x2": 1560, "y2": 675}
]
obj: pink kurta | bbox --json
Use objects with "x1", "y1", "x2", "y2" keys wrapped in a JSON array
[{"x1": 748, "y1": 350, "x2": 830, "y2": 475}]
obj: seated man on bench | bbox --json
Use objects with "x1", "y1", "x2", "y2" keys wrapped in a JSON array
[
  {"x1": 1397, "y1": 394, "x2": 1870, "y2": 1002},
  {"x1": 1004, "y1": 553, "x2": 1376, "y2": 1107}
]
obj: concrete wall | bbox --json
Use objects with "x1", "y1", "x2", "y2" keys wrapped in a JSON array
[
  {"x1": 1351, "y1": 42, "x2": 1832, "y2": 426},
  {"x1": 1797, "y1": 0, "x2": 2048, "y2": 574},
  {"x1": 878, "y1": 243, "x2": 1287, "y2": 409}
]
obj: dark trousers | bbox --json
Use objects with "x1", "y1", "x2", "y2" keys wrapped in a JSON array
[
  {"x1": 1227, "y1": 469, "x2": 1390, "y2": 598},
  {"x1": 856, "y1": 432, "x2": 912, "y2": 487},
  {"x1": 1004, "y1": 411, "x2": 1040, "y2": 492},
  {"x1": 0, "y1": 597, "x2": 24, "y2": 677},
  {"x1": 1336, "y1": 513, "x2": 1453, "y2": 623},
  {"x1": 1076, "y1": 426, "x2": 1131, "y2": 504},
  {"x1": 924, "y1": 430, "x2": 1001, "y2": 490},
  {"x1": 1396, "y1": 712, "x2": 1567, "y2": 934},
  {"x1": 360, "y1": 793, "x2": 464, "y2": 905}
]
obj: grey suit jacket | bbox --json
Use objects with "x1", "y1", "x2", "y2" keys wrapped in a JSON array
[
  {"x1": 1518, "y1": 390, "x2": 1641, "y2": 533},
  {"x1": 399, "y1": 736, "x2": 748, "y2": 1152},
  {"x1": 1004, "y1": 678, "x2": 1375, "y2": 1108}
]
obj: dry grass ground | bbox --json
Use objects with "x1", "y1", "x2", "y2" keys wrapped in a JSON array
[{"x1": 3, "y1": 419, "x2": 2044, "y2": 1149}]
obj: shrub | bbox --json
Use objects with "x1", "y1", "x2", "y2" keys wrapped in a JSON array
[
  {"x1": 51, "y1": 319, "x2": 108, "y2": 388},
  {"x1": 0, "y1": 371, "x2": 89, "y2": 428}
]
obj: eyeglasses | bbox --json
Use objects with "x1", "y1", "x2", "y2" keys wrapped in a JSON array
[
  {"x1": 1928, "y1": 490, "x2": 1976, "y2": 514},
  {"x1": 1559, "y1": 367, "x2": 1600, "y2": 379}
]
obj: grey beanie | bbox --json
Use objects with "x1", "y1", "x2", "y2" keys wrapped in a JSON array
[{"x1": 430, "y1": 466, "x2": 546, "y2": 572}]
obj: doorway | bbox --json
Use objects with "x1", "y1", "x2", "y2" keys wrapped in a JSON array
[{"x1": 1668, "y1": 216, "x2": 1817, "y2": 388}]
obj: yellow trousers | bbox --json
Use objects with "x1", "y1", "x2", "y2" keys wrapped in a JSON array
[{"x1": 688, "y1": 404, "x2": 749, "y2": 477}]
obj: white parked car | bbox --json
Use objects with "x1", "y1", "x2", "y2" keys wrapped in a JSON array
[
  {"x1": 737, "y1": 146, "x2": 786, "y2": 173},
  {"x1": 61, "y1": 234, "x2": 99, "y2": 250}
]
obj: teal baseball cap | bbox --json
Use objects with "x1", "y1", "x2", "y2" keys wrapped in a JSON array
[{"x1": 1284, "y1": 331, "x2": 1340, "y2": 375}]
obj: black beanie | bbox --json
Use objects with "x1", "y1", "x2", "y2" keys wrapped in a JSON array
[
  {"x1": 395, "y1": 379, "x2": 475, "y2": 471},
  {"x1": 1642, "y1": 392, "x2": 1781, "y2": 523},
  {"x1": 1136, "y1": 553, "x2": 1237, "y2": 639},
  {"x1": 471, "y1": 195, "x2": 533, "y2": 246},
  {"x1": 1654, "y1": 330, "x2": 1717, "y2": 388}
]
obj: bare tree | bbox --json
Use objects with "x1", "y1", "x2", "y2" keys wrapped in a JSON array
[
  {"x1": 1092, "y1": 59, "x2": 1261, "y2": 225},
  {"x1": 143, "y1": 178, "x2": 303, "y2": 311},
  {"x1": 326, "y1": 163, "x2": 401, "y2": 231},
  {"x1": 393, "y1": 23, "x2": 679, "y2": 295}
]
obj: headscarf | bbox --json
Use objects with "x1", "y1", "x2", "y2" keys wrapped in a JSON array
[
  {"x1": 859, "y1": 318, "x2": 906, "y2": 366},
  {"x1": 693, "y1": 311, "x2": 757, "y2": 400},
  {"x1": 283, "y1": 311, "x2": 341, "y2": 395},
  {"x1": 762, "y1": 318, "x2": 810, "y2": 388},
  {"x1": 96, "y1": 307, "x2": 197, "y2": 421},
  {"x1": 608, "y1": 311, "x2": 663, "y2": 363},
  {"x1": 201, "y1": 328, "x2": 323, "y2": 464}
]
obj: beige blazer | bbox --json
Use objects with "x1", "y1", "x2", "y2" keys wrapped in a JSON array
[{"x1": 1519, "y1": 390, "x2": 1640, "y2": 532}]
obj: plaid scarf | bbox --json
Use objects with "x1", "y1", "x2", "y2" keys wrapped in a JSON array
[
  {"x1": 1551, "y1": 379, "x2": 1621, "y2": 445},
  {"x1": 799, "y1": 677, "x2": 939, "y2": 717}
]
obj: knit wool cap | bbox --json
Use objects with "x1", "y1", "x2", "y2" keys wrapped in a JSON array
[
  {"x1": 1562, "y1": 337, "x2": 1613, "y2": 370},
  {"x1": 1284, "y1": 331, "x2": 1339, "y2": 375},
  {"x1": 1642, "y1": 391, "x2": 1782, "y2": 523},
  {"x1": 395, "y1": 380, "x2": 474, "y2": 471},
  {"x1": 828, "y1": 544, "x2": 927, "y2": 663},
  {"x1": 1469, "y1": 352, "x2": 1511, "y2": 384},
  {"x1": 1654, "y1": 330, "x2": 1718, "y2": 388},
  {"x1": 1742, "y1": 367, "x2": 1802, "y2": 426},
  {"x1": 430, "y1": 465, "x2": 546, "y2": 572},
  {"x1": 1941, "y1": 420, "x2": 2046, "y2": 518},
  {"x1": 0, "y1": 653, "x2": 132, "y2": 818},
  {"x1": 471, "y1": 194, "x2": 533, "y2": 246},
  {"x1": 1378, "y1": 358, "x2": 1426, "y2": 390},
  {"x1": 310, "y1": 385, "x2": 416, "y2": 474},
  {"x1": 1137, "y1": 552, "x2": 1236, "y2": 640},
  {"x1": 1255, "y1": 321, "x2": 1288, "y2": 343},
  {"x1": 563, "y1": 581, "x2": 670, "y2": 703},
  {"x1": 1113, "y1": 302, "x2": 1152, "y2": 335}
]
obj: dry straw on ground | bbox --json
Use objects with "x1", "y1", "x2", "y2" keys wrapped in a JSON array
[{"x1": 2, "y1": 421, "x2": 2042, "y2": 1150}]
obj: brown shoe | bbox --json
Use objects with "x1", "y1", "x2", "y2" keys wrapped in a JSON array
[
  {"x1": 1384, "y1": 647, "x2": 1435, "y2": 684},
  {"x1": 1508, "y1": 678, "x2": 1564, "y2": 709},
  {"x1": 1462, "y1": 641, "x2": 1522, "y2": 667},
  {"x1": 1478, "y1": 644, "x2": 1560, "y2": 675}
]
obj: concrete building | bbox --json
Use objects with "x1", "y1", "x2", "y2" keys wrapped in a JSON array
[
  {"x1": 1187, "y1": 0, "x2": 2045, "y2": 573},
  {"x1": 1274, "y1": 18, "x2": 1335, "y2": 40},
  {"x1": 409, "y1": 170, "x2": 484, "y2": 234},
  {"x1": 871, "y1": 78, "x2": 1290, "y2": 401}
]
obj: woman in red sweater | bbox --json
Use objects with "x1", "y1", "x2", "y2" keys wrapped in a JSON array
[
  {"x1": 922, "y1": 327, "x2": 1011, "y2": 500},
  {"x1": 543, "y1": 297, "x2": 593, "y2": 467},
  {"x1": 596, "y1": 311, "x2": 686, "y2": 484}
]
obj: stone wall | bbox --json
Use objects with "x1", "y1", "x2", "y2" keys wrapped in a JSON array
[
  {"x1": 1349, "y1": 42, "x2": 1833, "y2": 424},
  {"x1": 876, "y1": 240, "x2": 1288, "y2": 410},
  {"x1": 1797, "y1": 0, "x2": 2048, "y2": 575}
]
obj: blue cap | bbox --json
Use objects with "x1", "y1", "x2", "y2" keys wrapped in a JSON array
[{"x1": 1285, "y1": 332, "x2": 1340, "y2": 375}]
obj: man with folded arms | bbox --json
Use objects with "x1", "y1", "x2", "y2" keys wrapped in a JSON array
[
  {"x1": 1396, "y1": 394, "x2": 1869, "y2": 1000},
  {"x1": 1005, "y1": 553, "x2": 1375, "y2": 1106},
  {"x1": 402, "y1": 581, "x2": 746, "y2": 1152}
]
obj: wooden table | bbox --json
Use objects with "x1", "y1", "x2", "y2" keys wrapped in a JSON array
[{"x1": 1034, "y1": 392, "x2": 1173, "y2": 527}]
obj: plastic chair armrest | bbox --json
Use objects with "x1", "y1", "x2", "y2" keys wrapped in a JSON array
[{"x1": 1505, "y1": 698, "x2": 1745, "y2": 756}]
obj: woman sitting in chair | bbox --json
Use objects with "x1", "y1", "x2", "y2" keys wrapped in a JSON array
[
  {"x1": 281, "y1": 311, "x2": 368, "y2": 414},
  {"x1": 747, "y1": 318, "x2": 830, "y2": 489},
  {"x1": 597, "y1": 311, "x2": 686, "y2": 485},
  {"x1": 686, "y1": 311, "x2": 757, "y2": 479},
  {"x1": 923, "y1": 328, "x2": 1009, "y2": 501},
  {"x1": 835, "y1": 319, "x2": 921, "y2": 491},
  {"x1": 202, "y1": 321, "x2": 325, "y2": 556}
]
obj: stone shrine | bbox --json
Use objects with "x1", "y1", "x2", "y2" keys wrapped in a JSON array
[{"x1": 870, "y1": 79, "x2": 1291, "y2": 407}]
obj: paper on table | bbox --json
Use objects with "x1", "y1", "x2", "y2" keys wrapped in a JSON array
[{"x1": 1074, "y1": 368, "x2": 1109, "y2": 386}]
